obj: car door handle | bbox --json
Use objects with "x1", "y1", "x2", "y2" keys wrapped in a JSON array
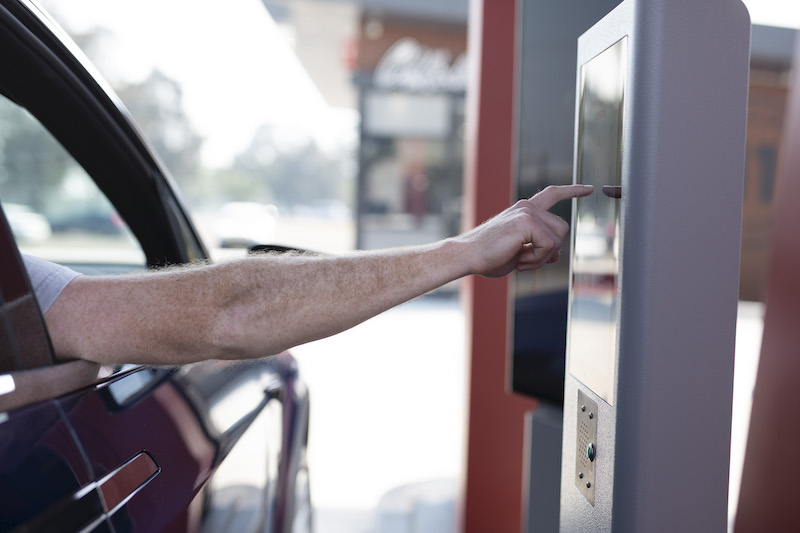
[
  {"x1": 97, "y1": 451, "x2": 160, "y2": 515},
  {"x1": 13, "y1": 451, "x2": 160, "y2": 533}
]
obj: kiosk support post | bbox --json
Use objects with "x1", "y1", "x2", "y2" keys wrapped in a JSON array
[{"x1": 559, "y1": 1, "x2": 750, "y2": 531}]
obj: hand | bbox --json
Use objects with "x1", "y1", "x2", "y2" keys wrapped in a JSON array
[{"x1": 457, "y1": 184, "x2": 594, "y2": 278}]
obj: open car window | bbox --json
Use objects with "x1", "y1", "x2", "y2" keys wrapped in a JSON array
[
  {"x1": 0, "y1": 94, "x2": 146, "y2": 275},
  {"x1": 0, "y1": 89, "x2": 148, "y2": 410}
]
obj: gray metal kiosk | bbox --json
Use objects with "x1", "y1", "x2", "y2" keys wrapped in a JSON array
[{"x1": 560, "y1": 0, "x2": 750, "y2": 531}]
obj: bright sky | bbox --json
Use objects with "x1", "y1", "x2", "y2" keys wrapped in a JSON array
[
  {"x1": 38, "y1": 0, "x2": 356, "y2": 167},
  {"x1": 744, "y1": 0, "x2": 800, "y2": 29},
  {"x1": 35, "y1": 0, "x2": 800, "y2": 167}
]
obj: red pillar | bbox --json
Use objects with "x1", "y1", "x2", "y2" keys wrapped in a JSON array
[
  {"x1": 734, "y1": 38, "x2": 800, "y2": 533},
  {"x1": 461, "y1": 1, "x2": 536, "y2": 531}
]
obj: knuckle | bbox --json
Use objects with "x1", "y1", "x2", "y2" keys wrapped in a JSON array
[
  {"x1": 542, "y1": 236, "x2": 558, "y2": 251},
  {"x1": 514, "y1": 198, "x2": 532, "y2": 210},
  {"x1": 537, "y1": 186, "x2": 558, "y2": 200}
]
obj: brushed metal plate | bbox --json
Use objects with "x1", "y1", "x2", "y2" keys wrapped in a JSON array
[{"x1": 575, "y1": 389, "x2": 598, "y2": 505}]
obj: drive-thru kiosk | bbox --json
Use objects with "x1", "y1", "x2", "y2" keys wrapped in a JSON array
[{"x1": 559, "y1": 0, "x2": 750, "y2": 531}]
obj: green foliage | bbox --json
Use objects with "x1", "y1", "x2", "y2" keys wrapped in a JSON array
[
  {"x1": 116, "y1": 70, "x2": 203, "y2": 193},
  {"x1": 0, "y1": 102, "x2": 72, "y2": 211},
  {"x1": 231, "y1": 124, "x2": 350, "y2": 208}
]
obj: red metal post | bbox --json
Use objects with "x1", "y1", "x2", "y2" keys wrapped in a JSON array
[
  {"x1": 461, "y1": 0, "x2": 537, "y2": 531},
  {"x1": 734, "y1": 38, "x2": 800, "y2": 533}
]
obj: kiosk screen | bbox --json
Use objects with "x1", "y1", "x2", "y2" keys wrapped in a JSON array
[{"x1": 568, "y1": 37, "x2": 626, "y2": 405}]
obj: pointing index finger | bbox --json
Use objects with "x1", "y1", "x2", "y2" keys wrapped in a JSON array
[{"x1": 530, "y1": 184, "x2": 594, "y2": 210}]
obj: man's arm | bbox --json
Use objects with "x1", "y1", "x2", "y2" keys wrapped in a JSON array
[{"x1": 44, "y1": 185, "x2": 593, "y2": 365}]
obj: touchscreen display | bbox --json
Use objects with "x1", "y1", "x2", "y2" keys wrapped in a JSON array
[{"x1": 567, "y1": 37, "x2": 626, "y2": 405}]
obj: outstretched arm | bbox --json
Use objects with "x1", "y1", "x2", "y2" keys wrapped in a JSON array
[{"x1": 44, "y1": 185, "x2": 593, "y2": 365}]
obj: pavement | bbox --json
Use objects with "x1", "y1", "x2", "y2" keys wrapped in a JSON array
[{"x1": 289, "y1": 294, "x2": 466, "y2": 533}]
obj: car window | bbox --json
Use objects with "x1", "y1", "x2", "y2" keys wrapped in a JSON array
[
  {"x1": 0, "y1": 90, "x2": 146, "y2": 409},
  {"x1": 0, "y1": 94, "x2": 146, "y2": 275}
]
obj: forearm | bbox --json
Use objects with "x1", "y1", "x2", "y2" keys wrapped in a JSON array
[
  {"x1": 45, "y1": 185, "x2": 592, "y2": 366},
  {"x1": 211, "y1": 239, "x2": 469, "y2": 360},
  {"x1": 48, "y1": 239, "x2": 471, "y2": 365}
]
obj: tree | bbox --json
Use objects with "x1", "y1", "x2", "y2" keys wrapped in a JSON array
[
  {"x1": 116, "y1": 70, "x2": 203, "y2": 196},
  {"x1": 0, "y1": 102, "x2": 72, "y2": 211},
  {"x1": 231, "y1": 124, "x2": 349, "y2": 208}
]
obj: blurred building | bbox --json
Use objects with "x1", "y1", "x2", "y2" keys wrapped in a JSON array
[
  {"x1": 261, "y1": 0, "x2": 468, "y2": 249},
  {"x1": 741, "y1": 24, "x2": 796, "y2": 301}
]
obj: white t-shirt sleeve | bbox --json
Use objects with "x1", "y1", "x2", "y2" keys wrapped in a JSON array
[{"x1": 21, "y1": 255, "x2": 82, "y2": 314}]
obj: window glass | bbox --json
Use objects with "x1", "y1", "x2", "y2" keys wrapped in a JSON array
[
  {"x1": 0, "y1": 95, "x2": 145, "y2": 274},
  {"x1": 359, "y1": 91, "x2": 465, "y2": 251}
]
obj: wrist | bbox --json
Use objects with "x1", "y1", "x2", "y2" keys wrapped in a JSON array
[{"x1": 437, "y1": 237, "x2": 476, "y2": 279}]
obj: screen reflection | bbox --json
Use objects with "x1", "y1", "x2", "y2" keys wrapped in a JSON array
[{"x1": 567, "y1": 37, "x2": 626, "y2": 405}]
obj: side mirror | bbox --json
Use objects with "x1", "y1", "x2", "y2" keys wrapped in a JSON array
[{"x1": 248, "y1": 244, "x2": 323, "y2": 256}]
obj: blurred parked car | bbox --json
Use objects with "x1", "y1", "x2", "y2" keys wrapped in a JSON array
[
  {"x1": 213, "y1": 202, "x2": 279, "y2": 249},
  {"x1": 292, "y1": 200, "x2": 351, "y2": 221},
  {"x1": 50, "y1": 209, "x2": 127, "y2": 236},
  {"x1": 4, "y1": 203, "x2": 52, "y2": 244},
  {"x1": 0, "y1": 1, "x2": 310, "y2": 531}
]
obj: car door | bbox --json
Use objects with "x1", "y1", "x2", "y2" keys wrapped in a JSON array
[{"x1": 0, "y1": 211, "x2": 113, "y2": 533}]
